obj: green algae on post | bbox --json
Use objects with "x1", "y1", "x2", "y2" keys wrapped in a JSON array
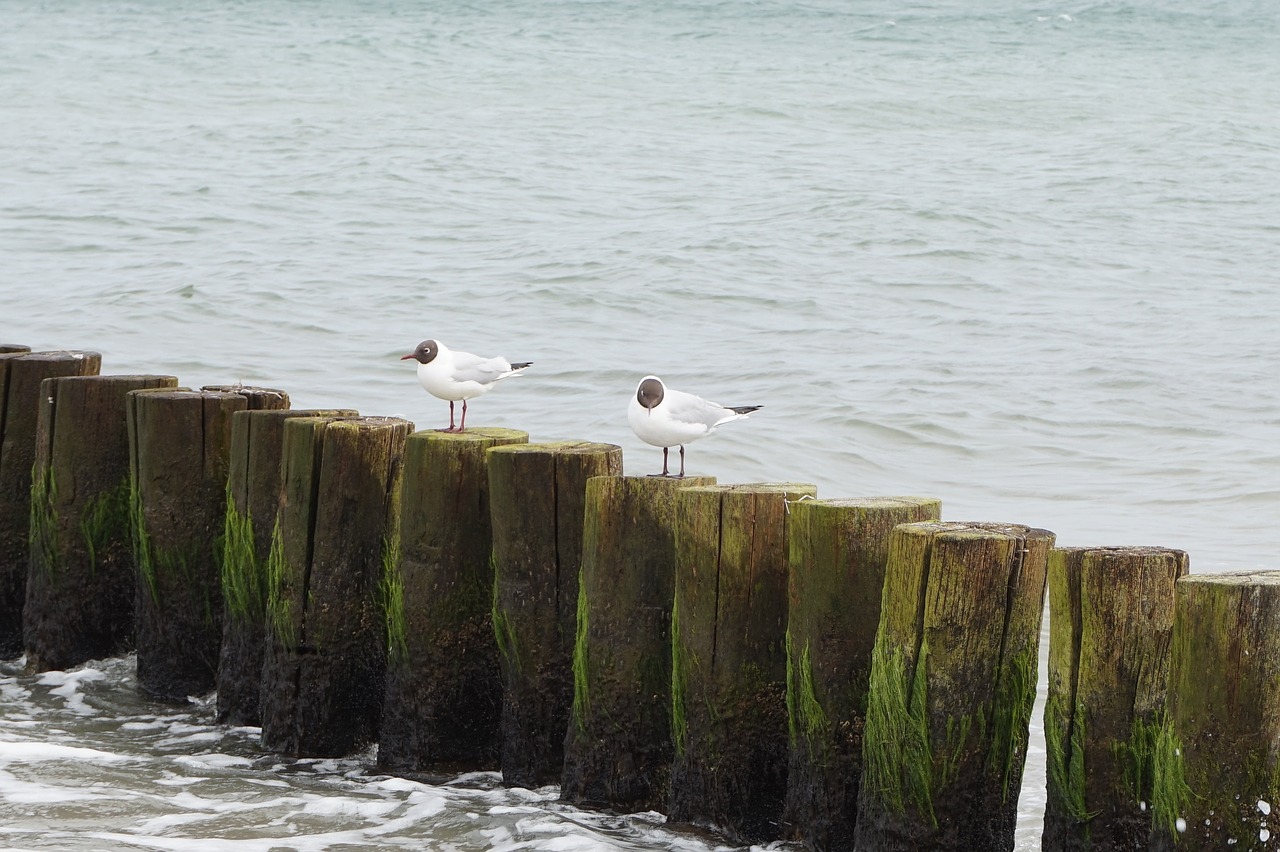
[
  {"x1": 668, "y1": 483, "x2": 817, "y2": 846},
  {"x1": 1042, "y1": 546, "x2": 1187, "y2": 852},
  {"x1": 782, "y1": 496, "x2": 942, "y2": 850},
  {"x1": 855, "y1": 521, "x2": 1054, "y2": 852},
  {"x1": 25, "y1": 374, "x2": 174, "y2": 672},
  {"x1": 129, "y1": 388, "x2": 247, "y2": 702},
  {"x1": 260, "y1": 416, "x2": 411, "y2": 758},
  {"x1": 1150, "y1": 571, "x2": 1280, "y2": 852},
  {"x1": 561, "y1": 474, "x2": 713, "y2": 813},
  {"x1": 0, "y1": 351, "x2": 102, "y2": 655},
  {"x1": 487, "y1": 442, "x2": 622, "y2": 788},
  {"x1": 377, "y1": 428, "x2": 527, "y2": 773}
]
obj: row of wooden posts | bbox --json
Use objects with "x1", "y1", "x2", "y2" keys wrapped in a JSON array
[{"x1": 1, "y1": 346, "x2": 1277, "y2": 851}]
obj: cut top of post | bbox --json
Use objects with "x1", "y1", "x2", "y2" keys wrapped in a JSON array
[
  {"x1": 808, "y1": 496, "x2": 943, "y2": 511},
  {"x1": 488, "y1": 441, "x2": 621, "y2": 456},
  {"x1": 202, "y1": 385, "x2": 291, "y2": 410},
  {"x1": 417, "y1": 426, "x2": 528, "y2": 442},
  {"x1": 1177, "y1": 570, "x2": 1280, "y2": 589},
  {"x1": 677, "y1": 482, "x2": 818, "y2": 498}
]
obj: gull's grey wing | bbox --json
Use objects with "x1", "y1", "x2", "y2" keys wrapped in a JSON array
[
  {"x1": 451, "y1": 351, "x2": 514, "y2": 384},
  {"x1": 663, "y1": 388, "x2": 732, "y2": 429}
]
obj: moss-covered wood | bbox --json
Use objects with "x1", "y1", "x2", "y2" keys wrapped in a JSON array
[
  {"x1": 216, "y1": 406, "x2": 357, "y2": 726},
  {"x1": 1149, "y1": 572, "x2": 1280, "y2": 852},
  {"x1": 0, "y1": 350, "x2": 102, "y2": 655},
  {"x1": 783, "y1": 497, "x2": 943, "y2": 851},
  {"x1": 128, "y1": 389, "x2": 246, "y2": 701},
  {"x1": 560, "y1": 473, "x2": 716, "y2": 811},
  {"x1": 668, "y1": 482, "x2": 818, "y2": 844},
  {"x1": 200, "y1": 385, "x2": 290, "y2": 411},
  {"x1": 855, "y1": 521, "x2": 1054, "y2": 852},
  {"x1": 259, "y1": 416, "x2": 411, "y2": 757},
  {"x1": 487, "y1": 441, "x2": 623, "y2": 788},
  {"x1": 377, "y1": 427, "x2": 528, "y2": 774},
  {"x1": 24, "y1": 374, "x2": 179, "y2": 671},
  {"x1": 1042, "y1": 547, "x2": 1187, "y2": 852}
]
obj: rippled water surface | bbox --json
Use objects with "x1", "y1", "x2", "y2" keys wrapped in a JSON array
[{"x1": 3, "y1": 0, "x2": 1279, "y2": 848}]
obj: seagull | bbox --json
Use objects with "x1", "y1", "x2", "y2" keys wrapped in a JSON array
[
  {"x1": 627, "y1": 375, "x2": 761, "y2": 477},
  {"x1": 400, "y1": 339, "x2": 531, "y2": 432}
]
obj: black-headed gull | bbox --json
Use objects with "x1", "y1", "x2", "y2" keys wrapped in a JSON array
[
  {"x1": 627, "y1": 375, "x2": 760, "y2": 477},
  {"x1": 401, "y1": 339, "x2": 531, "y2": 432}
]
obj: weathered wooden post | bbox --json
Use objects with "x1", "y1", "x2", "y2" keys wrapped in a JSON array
[
  {"x1": 783, "y1": 497, "x2": 943, "y2": 850},
  {"x1": 0, "y1": 350, "x2": 102, "y2": 655},
  {"x1": 217, "y1": 406, "x2": 357, "y2": 726},
  {"x1": 487, "y1": 442, "x2": 623, "y2": 788},
  {"x1": 668, "y1": 482, "x2": 818, "y2": 844},
  {"x1": 128, "y1": 389, "x2": 246, "y2": 701},
  {"x1": 1149, "y1": 572, "x2": 1280, "y2": 852},
  {"x1": 201, "y1": 385, "x2": 290, "y2": 411},
  {"x1": 1042, "y1": 547, "x2": 1187, "y2": 852},
  {"x1": 378, "y1": 427, "x2": 528, "y2": 773},
  {"x1": 260, "y1": 415, "x2": 411, "y2": 756},
  {"x1": 855, "y1": 521, "x2": 1053, "y2": 852},
  {"x1": 24, "y1": 374, "x2": 179, "y2": 670},
  {"x1": 560, "y1": 473, "x2": 716, "y2": 811},
  {"x1": 0, "y1": 345, "x2": 31, "y2": 355}
]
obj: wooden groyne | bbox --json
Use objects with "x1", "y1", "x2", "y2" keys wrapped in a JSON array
[
  {"x1": 488, "y1": 442, "x2": 622, "y2": 787},
  {"x1": 856, "y1": 521, "x2": 1054, "y2": 851},
  {"x1": 1043, "y1": 547, "x2": 1187, "y2": 852},
  {"x1": 217, "y1": 406, "x2": 358, "y2": 726},
  {"x1": 561, "y1": 473, "x2": 714, "y2": 811},
  {"x1": 1, "y1": 349, "x2": 101, "y2": 655},
  {"x1": 26, "y1": 374, "x2": 178, "y2": 671},
  {"x1": 669, "y1": 482, "x2": 816, "y2": 843},
  {"x1": 261, "y1": 415, "x2": 411, "y2": 756},
  {"x1": 783, "y1": 497, "x2": 942, "y2": 850},
  {"x1": 2, "y1": 341, "x2": 1275, "y2": 852}
]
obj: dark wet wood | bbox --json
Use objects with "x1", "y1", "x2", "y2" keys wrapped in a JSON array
[
  {"x1": 260, "y1": 416, "x2": 411, "y2": 756},
  {"x1": 377, "y1": 427, "x2": 527, "y2": 773},
  {"x1": 487, "y1": 441, "x2": 623, "y2": 788},
  {"x1": 24, "y1": 374, "x2": 179, "y2": 671},
  {"x1": 668, "y1": 482, "x2": 817, "y2": 845},
  {"x1": 0, "y1": 350, "x2": 102, "y2": 654}
]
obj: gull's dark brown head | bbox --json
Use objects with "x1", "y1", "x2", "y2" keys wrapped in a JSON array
[
  {"x1": 636, "y1": 376, "x2": 664, "y2": 411},
  {"x1": 401, "y1": 339, "x2": 439, "y2": 364}
]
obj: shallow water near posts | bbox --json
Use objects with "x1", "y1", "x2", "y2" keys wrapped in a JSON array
[{"x1": 3, "y1": 0, "x2": 1279, "y2": 848}]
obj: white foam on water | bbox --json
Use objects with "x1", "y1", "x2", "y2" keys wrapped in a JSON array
[
  {"x1": 0, "y1": 740, "x2": 128, "y2": 765},
  {"x1": 35, "y1": 668, "x2": 105, "y2": 716}
]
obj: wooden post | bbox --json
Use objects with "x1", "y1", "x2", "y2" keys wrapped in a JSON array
[
  {"x1": 669, "y1": 482, "x2": 818, "y2": 844},
  {"x1": 128, "y1": 389, "x2": 246, "y2": 701},
  {"x1": 560, "y1": 473, "x2": 716, "y2": 811},
  {"x1": 201, "y1": 385, "x2": 290, "y2": 411},
  {"x1": 1149, "y1": 572, "x2": 1280, "y2": 852},
  {"x1": 217, "y1": 406, "x2": 357, "y2": 726},
  {"x1": 0, "y1": 350, "x2": 102, "y2": 655},
  {"x1": 24, "y1": 374, "x2": 180, "y2": 670},
  {"x1": 855, "y1": 521, "x2": 1054, "y2": 852},
  {"x1": 260, "y1": 415, "x2": 411, "y2": 757},
  {"x1": 377, "y1": 427, "x2": 529, "y2": 773},
  {"x1": 783, "y1": 497, "x2": 943, "y2": 850},
  {"x1": 486, "y1": 442, "x2": 623, "y2": 787},
  {"x1": 0, "y1": 345, "x2": 31, "y2": 355},
  {"x1": 1042, "y1": 547, "x2": 1187, "y2": 852}
]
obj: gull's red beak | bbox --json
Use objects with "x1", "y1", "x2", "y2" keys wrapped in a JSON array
[{"x1": 400, "y1": 354, "x2": 414, "y2": 360}]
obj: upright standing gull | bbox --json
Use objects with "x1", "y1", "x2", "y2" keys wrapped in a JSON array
[
  {"x1": 401, "y1": 339, "x2": 531, "y2": 432},
  {"x1": 627, "y1": 375, "x2": 761, "y2": 477}
]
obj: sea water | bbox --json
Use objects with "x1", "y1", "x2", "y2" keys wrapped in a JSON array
[{"x1": 3, "y1": 0, "x2": 1279, "y2": 848}]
